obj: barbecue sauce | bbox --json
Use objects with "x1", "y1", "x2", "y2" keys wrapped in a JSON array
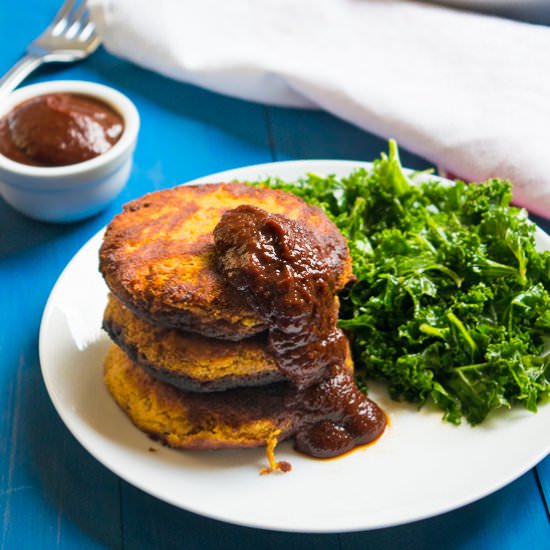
[
  {"x1": 0, "y1": 93, "x2": 123, "y2": 167},
  {"x1": 214, "y1": 205, "x2": 386, "y2": 459}
]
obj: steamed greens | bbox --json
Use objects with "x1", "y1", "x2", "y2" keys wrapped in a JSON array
[{"x1": 256, "y1": 141, "x2": 550, "y2": 425}]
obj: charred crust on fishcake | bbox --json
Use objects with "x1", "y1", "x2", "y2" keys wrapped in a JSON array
[
  {"x1": 99, "y1": 182, "x2": 353, "y2": 340},
  {"x1": 102, "y1": 294, "x2": 286, "y2": 391}
]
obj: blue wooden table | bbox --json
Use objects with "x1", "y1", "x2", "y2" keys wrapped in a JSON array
[{"x1": 1, "y1": 2, "x2": 549, "y2": 548}]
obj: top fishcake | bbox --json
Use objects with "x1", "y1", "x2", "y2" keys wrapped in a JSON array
[{"x1": 99, "y1": 182, "x2": 354, "y2": 340}]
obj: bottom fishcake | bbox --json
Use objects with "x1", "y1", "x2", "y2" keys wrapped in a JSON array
[
  {"x1": 104, "y1": 327, "x2": 386, "y2": 472},
  {"x1": 104, "y1": 343, "x2": 295, "y2": 451}
]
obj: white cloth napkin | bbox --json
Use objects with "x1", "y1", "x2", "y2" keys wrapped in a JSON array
[{"x1": 90, "y1": 0, "x2": 550, "y2": 218}]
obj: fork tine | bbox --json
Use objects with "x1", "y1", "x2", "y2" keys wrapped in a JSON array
[
  {"x1": 67, "y1": 0, "x2": 87, "y2": 26},
  {"x1": 78, "y1": 20, "x2": 96, "y2": 43},
  {"x1": 26, "y1": 0, "x2": 100, "y2": 61},
  {"x1": 51, "y1": 0, "x2": 78, "y2": 25},
  {"x1": 78, "y1": 11, "x2": 91, "y2": 29},
  {"x1": 64, "y1": 2, "x2": 88, "y2": 40},
  {"x1": 48, "y1": 0, "x2": 78, "y2": 35}
]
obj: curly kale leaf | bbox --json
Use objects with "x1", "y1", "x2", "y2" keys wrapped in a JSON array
[{"x1": 255, "y1": 141, "x2": 550, "y2": 425}]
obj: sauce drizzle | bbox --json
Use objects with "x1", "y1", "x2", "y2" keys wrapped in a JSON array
[{"x1": 214, "y1": 205, "x2": 386, "y2": 459}]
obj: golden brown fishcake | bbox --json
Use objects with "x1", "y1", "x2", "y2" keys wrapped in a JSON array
[
  {"x1": 104, "y1": 344, "x2": 295, "y2": 451},
  {"x1": 99, "y1": 183, "x2": 354, "y2": 340},
  {"x1": 104, "y1": 342, "x2": 356, "y2": 454},
  {"x1": 103, "y1": 294, "x2": 285, "y2": 392}
]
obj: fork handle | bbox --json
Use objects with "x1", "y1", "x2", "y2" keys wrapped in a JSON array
[{"x1": 0, "y1": 54, "x2": 44, "y2": 99}]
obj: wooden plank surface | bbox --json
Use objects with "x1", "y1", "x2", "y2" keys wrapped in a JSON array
[
  {"x1": 537, "y1": 455, "x2": 550, "y2": 521},
  {"x1": 0, "y1": 5, "x2": 122, "y2": 549},
  {"x1": 1, "y1": 1, "x2": 548, "y2": 548},
  {"x1": 340, "y1": 471, "x2": 548, "y2": 550}
]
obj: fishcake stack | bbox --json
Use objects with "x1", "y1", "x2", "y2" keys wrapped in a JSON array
[{"x1": 99, "y1": 182, "x2": 359, "y2": 457}]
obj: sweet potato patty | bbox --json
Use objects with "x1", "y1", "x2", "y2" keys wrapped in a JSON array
[
  {"x1": 103, "y1": 293, "x2": 285, "y2": 392},
  {"x1": 104, "y1": 342, "x2": 355, "y2": 452},
  {"x1": 104, "y1": 344, "x2": 295, "y2": 450},
  {"x1": 99, "y1": 182, "x2": 353, "y2": 340}
]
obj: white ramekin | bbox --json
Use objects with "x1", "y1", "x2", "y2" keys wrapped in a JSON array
[{"x1": 0, "y1": 80, "x2": 140, "y2": 223}]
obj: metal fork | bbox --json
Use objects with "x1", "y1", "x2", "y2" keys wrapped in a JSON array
[{"x1": 0, "y1": 0, "x2": 101, "y2": 97}]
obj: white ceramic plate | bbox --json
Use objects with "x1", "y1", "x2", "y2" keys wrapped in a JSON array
[{"x1": 39, "y1": 160, "x2": 550, "y2": 533}]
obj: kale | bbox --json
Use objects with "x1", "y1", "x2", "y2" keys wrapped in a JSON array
[{"x1": 255, "y1": 141, "x2": 550, "y2": 425}]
